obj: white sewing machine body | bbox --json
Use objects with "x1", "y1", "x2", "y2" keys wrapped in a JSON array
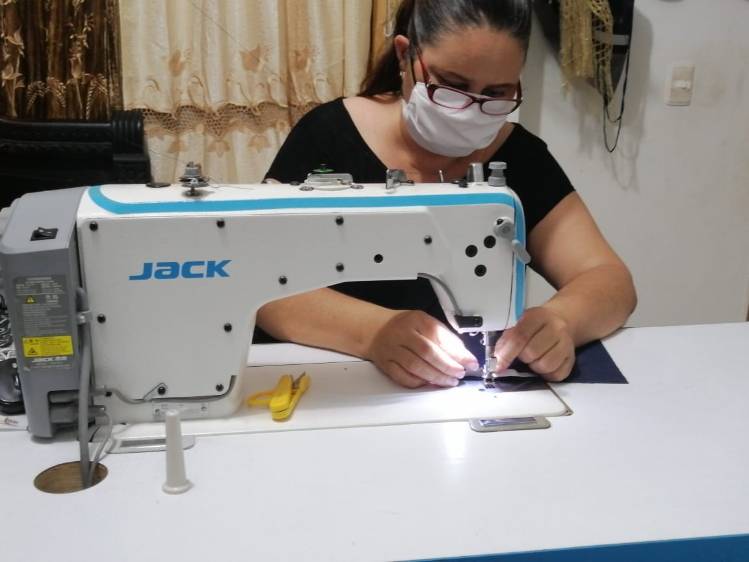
[{"x1": 0, "y1": 175, "x2": 528, "y2": 436}]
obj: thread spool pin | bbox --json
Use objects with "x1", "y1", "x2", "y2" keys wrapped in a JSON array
[{"x1": 162, "y1": 410, "x2": 192, "y2": 494}]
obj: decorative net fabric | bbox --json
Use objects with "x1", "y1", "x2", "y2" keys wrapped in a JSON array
[{"x1": 560, "y1": 0, "x2": 615, "y2": 100}]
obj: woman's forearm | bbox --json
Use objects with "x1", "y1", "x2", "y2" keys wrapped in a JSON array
[
  {"x1": 542, "y1": 263, "x2": 637, "y2": 346},
  {"x1": 255, "y1": 288, "x2": 396, "y2": 358}
]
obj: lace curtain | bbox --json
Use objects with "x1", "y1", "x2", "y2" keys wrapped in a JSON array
[
  {"x1": 120, "y1": 0, "x2": 375, "y2": 184},
  {"x1": 0, "y1": 0, "x2": 121, "y2": 120}
]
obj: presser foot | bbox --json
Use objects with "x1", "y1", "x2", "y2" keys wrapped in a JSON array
[
  {"x1": 481, "y1": 331, "x2": 501, "y2": 388},
  {"x1": 482, "y1": 356, "x2": 500, "y2": 388},
  {"x1": 482, "y1": 374, "x2": 500, "y2": 389}
]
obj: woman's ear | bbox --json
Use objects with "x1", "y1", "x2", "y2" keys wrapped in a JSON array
[{"x1": 393, "y1": 34, "x2": 411, "y2": 70}]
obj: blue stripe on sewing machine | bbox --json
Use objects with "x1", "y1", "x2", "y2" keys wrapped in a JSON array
[
  {"x1": 88, "y1": 185, "x2": 527, "y2": 319},
  {"x1": 89, "y1": 185, "x2": 518, "y2": 215}
]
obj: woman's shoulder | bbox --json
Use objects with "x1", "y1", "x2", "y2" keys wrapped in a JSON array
[
  {"x1": 294, "y1": 97, "x2": 348, "y2": 129},
  {"x1": 500, "y1": 123, "x2": 550, "y2": 155},
  {"x1": 293, "y1": 95, "x2": 395, "y2": 138},
  {"x1": 342, "y1": 94, "x2": 400, "y2": 129},
  {"x1": 295, "y1": 95, "x2": 395, "y2": 130},
  {"x1": 491, "y1": 123, "x2": 563, "y2": 175},
  {"x1": 493, "y1": 124, "x2": 575, "y2": 232},
  {"x1": 342, "y1": 94, "x2": 398, "y2": 112},
  {"x1": 495, "y1": 124, "x2": 570, "y2": 182}
]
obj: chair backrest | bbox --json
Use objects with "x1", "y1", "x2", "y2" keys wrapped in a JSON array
[{"x1": 0, "y1": 110, "x2": 151, "y2": 209}]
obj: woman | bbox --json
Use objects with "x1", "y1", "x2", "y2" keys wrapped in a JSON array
[{"x1": 257, "y1": 0, "x2": 636, "y2": 388}]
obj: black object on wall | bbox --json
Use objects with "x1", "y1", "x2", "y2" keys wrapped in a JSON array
[
  {"x1": 533, "y1": 0, "x2": 635, "y2": 151},
  {"x1": 0, "y1": 110, "x2": 151, "y2": 209},
  {"x1": 533, "y1": 0, "x2": 635, "y2": 98}
]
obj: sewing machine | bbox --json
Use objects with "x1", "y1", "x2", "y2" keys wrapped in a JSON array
[{"x1": 0, "y1": 163, "x2": 528, "y2": 439}]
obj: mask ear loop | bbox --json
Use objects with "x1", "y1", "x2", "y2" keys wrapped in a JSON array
[
  {"x1": 397, "y1": 42, "x2": 417, "y2": 96},
  {"x1": 405, "y1": 11, "x2": 420, "y2": 87},
  {"x1": 408, "y1": 42, "x2": 418, "y2": 84}
]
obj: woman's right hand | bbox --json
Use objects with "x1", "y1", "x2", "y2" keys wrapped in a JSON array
[{"x1": 365, "y1": 310, "x2": 479, "y2": 388}]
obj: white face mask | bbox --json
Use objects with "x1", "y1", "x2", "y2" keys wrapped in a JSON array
[{"x1": 402, "y1": 82, "x2": 508, "y2": 157}]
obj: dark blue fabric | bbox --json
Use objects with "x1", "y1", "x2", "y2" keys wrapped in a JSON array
[
  {"x1": 416, "y1": 533, "x2": 749, "y2": 561},
  {"x1": 460, "y1": 334, "x2": 627, "y2": 384}
]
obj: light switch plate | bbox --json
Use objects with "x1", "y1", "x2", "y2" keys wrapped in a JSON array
[{"x1": 666, "y1": 62, "x2": 695, "y2": 106}]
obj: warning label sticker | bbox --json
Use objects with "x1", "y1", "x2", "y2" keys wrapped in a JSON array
[
  {"x1": 14, "y1": 275, "x2": 74, "y2": 369},
  {"x1": 15, "y1": 276, "x2": 69, "y2": 335},
  {"x1": 23, "y1": 336, "x2": 74, "y2": 358}
]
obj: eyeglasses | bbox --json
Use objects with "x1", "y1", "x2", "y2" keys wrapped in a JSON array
[{"x1": 413, "y1": 50, "x2": 523, "y2": 117}]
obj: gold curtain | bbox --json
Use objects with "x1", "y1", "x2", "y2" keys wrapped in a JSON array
[
  {"x1": 0, "y1": 0, "x2": 121, "y2": 120},
  {"x1": 120, "y1": 0, "x2": 374, "y2": 184},
  {"x1": 369, "y1": 0, "x2": 400, "y2": 73}
]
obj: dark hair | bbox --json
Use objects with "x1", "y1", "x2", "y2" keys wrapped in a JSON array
[{"x1": 360, "y1": 0, "x2": 532, "y2": 97}]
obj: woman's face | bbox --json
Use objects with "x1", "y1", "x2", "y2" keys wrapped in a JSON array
[{"x1": 396, "y1": 26, "x2": 525, "y2": 102}]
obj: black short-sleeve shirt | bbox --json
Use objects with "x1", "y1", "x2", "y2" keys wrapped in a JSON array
[{"x1": 258, "y1": 97, "x2": 574, "y2": 338}]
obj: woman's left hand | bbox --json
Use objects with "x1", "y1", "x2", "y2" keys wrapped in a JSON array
[{"x1": 493, "y1": 306, "x2": 575, "y2": 382}]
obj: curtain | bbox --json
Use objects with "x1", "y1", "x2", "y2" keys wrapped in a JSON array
[
  {"x1": 369, "y1": 0, "x2": 400, "y2": 74},
  {"x1": 0, "y1": 0, "x2": 121, "y2": 120},
  {"x1": 120, "y1": 0, "x2": 374, "y2": 184}
]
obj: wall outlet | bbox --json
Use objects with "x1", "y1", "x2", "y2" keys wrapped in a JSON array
[{"x1": 666, "y1": 63, "x2": 695, "y2": 106}]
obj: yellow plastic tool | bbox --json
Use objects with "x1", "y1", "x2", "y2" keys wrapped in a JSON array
[{"x1": 247, "y1": 373, "x2": 310, "y2": 421}]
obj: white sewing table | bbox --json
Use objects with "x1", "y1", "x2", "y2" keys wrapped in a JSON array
[{"x1": 1, "y1": 323, "x2": 748, "y2": 561}]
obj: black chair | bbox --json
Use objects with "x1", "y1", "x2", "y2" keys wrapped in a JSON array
[{"x1": 0, "y1": 110, "x2": 151, "y2": 209}]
